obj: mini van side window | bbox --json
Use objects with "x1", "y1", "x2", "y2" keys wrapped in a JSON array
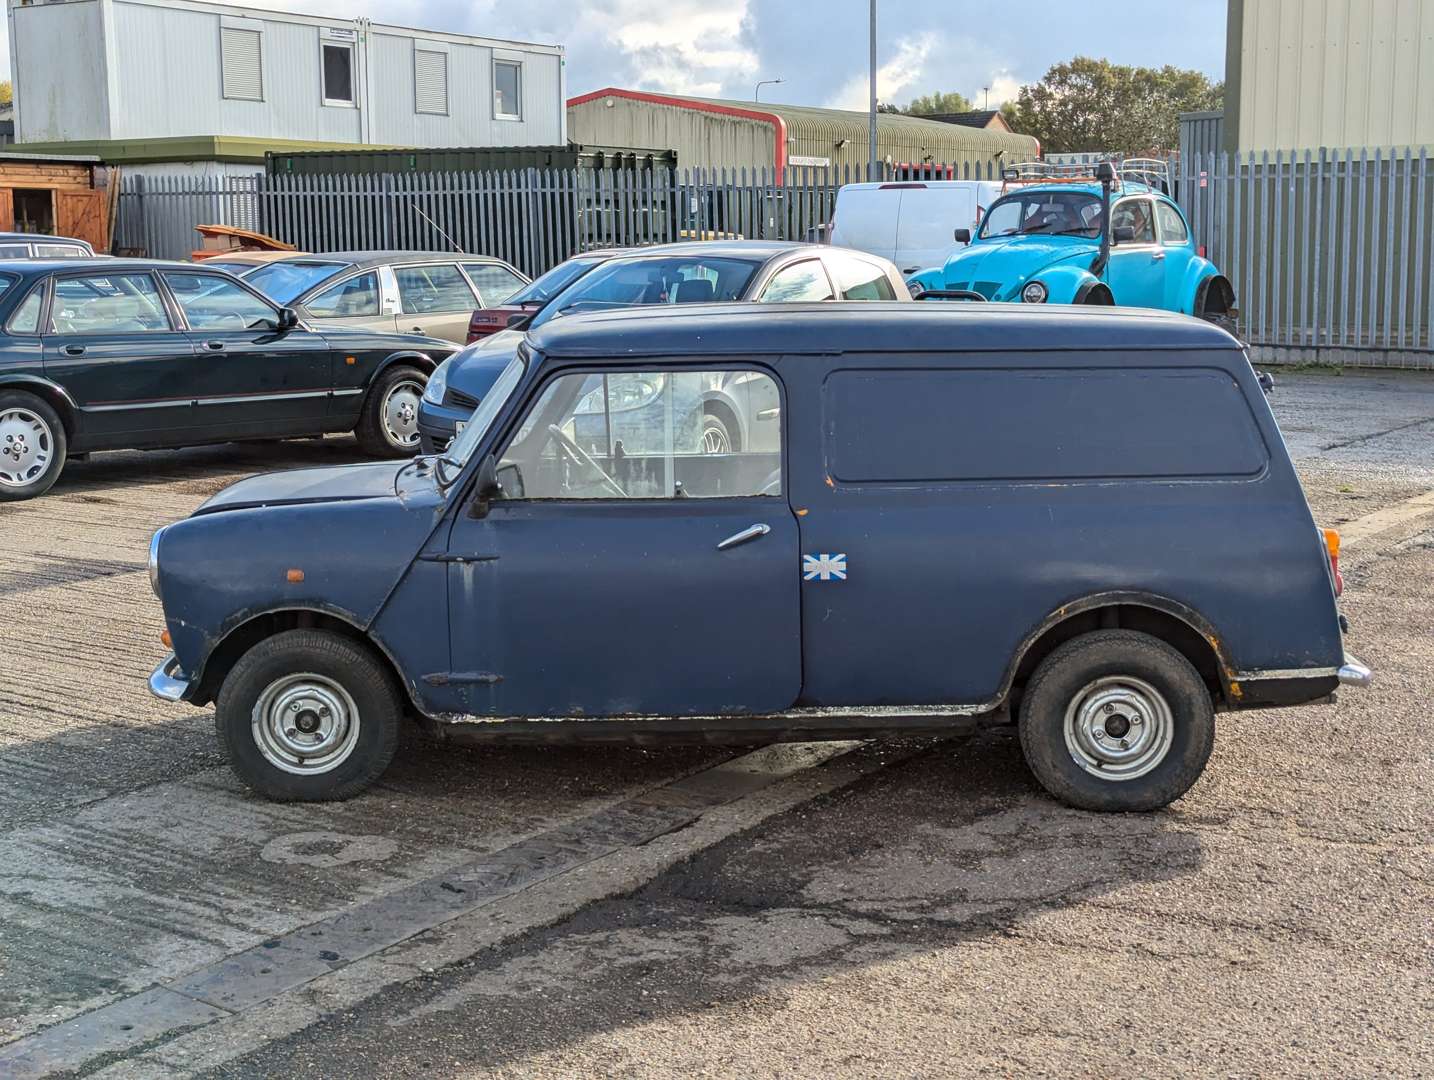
[{"x1": 498, "y1": 368, "x2": 782, "y2": 500}]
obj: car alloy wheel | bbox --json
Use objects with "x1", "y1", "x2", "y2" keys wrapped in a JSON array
[
  {"x1": 0, "y1": 406, "x2": 54, "y2": 490},
  {"x1": 381, "y1": 377, "x2": 425, "y2": 450},
  {"x1": 701, "y1": 414, "x2": 733, "y2": 455}
]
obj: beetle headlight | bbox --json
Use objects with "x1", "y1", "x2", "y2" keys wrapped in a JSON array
[
  {"x1": 422, "y1": 359, "x2": 450, "y2": 405},
  {"x1": 575, "y1": 373, "x2": 667, "y2": 415},
  {"x1": 148, "y1": 526, "x2": 166, "y2": 599},
  {"x1": 1021, "y1": 281, "x2": 1048, "y2": 303}
]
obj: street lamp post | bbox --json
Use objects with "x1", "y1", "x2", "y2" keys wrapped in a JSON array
[
  {"x1": 755, "y1": 77, "x2": 784, "y2": 102},
  {"x1": 868, "y1": 0, "x2": 878, "y2": 180}
]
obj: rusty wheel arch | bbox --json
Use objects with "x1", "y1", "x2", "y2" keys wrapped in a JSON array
[{"x1": 998, "y1": 591, "x2": 1237, "y2": 709}]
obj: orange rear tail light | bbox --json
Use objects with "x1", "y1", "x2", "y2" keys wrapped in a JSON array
[{"x1": 1322, "y1": 528, "x2": 1343, "y2": 596}]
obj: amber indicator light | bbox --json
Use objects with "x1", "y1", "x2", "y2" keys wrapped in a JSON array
[{"x1": 287, "y1": 569, "x2": 306, "y2": 583}]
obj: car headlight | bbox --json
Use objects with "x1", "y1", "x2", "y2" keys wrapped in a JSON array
[
  {"x1": 575, "y1": 373, "x2": 667, "y2": 415},
  {"x1": 1021, "y1": 281, "x2": 1048, "y2": 303},
  {"x1": 422, "y1": 359, "x2": 450, "y2": 405},
  {"x1": 148, "y1": 526, "x2": 167, "y2": 600}
]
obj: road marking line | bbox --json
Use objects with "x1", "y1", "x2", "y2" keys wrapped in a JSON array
[
  {"x1": 1337, "y1": 489, "x2": 1434, "y2": 547},
  {"x1": 0, "y1": 740, "x2": 873, "y2": 1079}
]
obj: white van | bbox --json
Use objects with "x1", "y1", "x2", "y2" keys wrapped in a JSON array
[{"x1": 828, "y1": 180, "x2": 1005, "y2": 277}]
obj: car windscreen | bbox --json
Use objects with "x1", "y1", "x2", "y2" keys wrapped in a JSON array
[
  {"x1": 978, "y1": 191, "x2": 1103, "y2": 239},
  {"x1": 533, "y1": 256, "x2": 761, "y2": 326},
  {"x1": 246, "y1": 261, "x2": 348, "y2": 303},
  {"x1": 504, "y1": 257, "x2": 604, "y2": 307}
]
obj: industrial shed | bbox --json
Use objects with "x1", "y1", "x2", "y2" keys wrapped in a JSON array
[{"x1": 567, "y1": 89, "x2": 1039, "y2": 180}]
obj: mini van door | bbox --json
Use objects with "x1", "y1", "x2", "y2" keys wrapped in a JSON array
[{"x1": 442, "y1": 364, "x2": 802, "y2": 720}]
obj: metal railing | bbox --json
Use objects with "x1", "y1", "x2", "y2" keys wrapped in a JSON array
[{"x1": 114, "y1": 150, "x2": 1434, "y2": 368}]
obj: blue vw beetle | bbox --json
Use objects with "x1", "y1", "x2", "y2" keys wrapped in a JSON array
[
  {"x1": 908, "y1": 161, "x2": 1237, "y2": 330},
  {"x1": 147, "y1": 303, "x2": 1367, "y2": 813}
]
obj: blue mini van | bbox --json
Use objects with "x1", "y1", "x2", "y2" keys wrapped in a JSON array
[{"x1": 147, "y1": 304, "x2": 1369, "y2": 812}]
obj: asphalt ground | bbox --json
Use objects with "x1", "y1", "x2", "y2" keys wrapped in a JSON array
[{"x1": 0, "y1": 370, "x2": 1430, "y2": 1078}]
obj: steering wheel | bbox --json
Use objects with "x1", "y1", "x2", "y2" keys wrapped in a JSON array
[{"x1": 547, "y1": 425, "x2": 627, "y2": 498}]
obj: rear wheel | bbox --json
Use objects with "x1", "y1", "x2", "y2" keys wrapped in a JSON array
[
  {"x1": 0, "y1": 392, "x2": 67, "y2": 502},
  {"x1": 355, "y1": 364, "x2": 427, "y2": 457},
  {"x1": 216, "y1": 629, "x2": 402, "y2": 801},
  {"x1": 1017, "y1": 630, "x2": 1215, "y2": 812},
  {"x1": 701, "y1": 410, "x2": 737, "y2": 454}
]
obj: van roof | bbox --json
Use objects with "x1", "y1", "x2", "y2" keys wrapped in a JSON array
[{"x1": 529, "y1": 303, "x2": 1241, "y2": 359}]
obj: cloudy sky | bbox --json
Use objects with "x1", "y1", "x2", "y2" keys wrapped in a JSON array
[{"x1": 3, "y1": 0, "x2": 1227, "y2": 107}]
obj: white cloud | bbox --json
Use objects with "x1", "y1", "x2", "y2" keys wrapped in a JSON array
[
  {"x1": 823, "y1": 32, "x2": 939, "y2": 111},
  {"x1": 983, "y1": 72, "x2": 1023, "y2": 106}
]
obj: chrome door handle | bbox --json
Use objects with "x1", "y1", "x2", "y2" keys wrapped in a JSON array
[
  {"x1": 1152, "y1": 250, "x2": 1166, "y2": 261},
  {"x1": 717, "y1": 523, "x2": 770, "y2": 550},
  {"x1": 64, "y1": 344, "x2": 86, "y2": 356}
]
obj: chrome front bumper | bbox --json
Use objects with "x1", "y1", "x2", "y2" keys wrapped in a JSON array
[
  {"x1": 148, "y1": 652, "x2": 192, "y2": 702},
  {"x1": 1337, "y1": 653, "x2": 1373, "y2": 688}
]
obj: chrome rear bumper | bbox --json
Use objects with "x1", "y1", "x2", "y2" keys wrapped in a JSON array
[
  {"x1": 1337, "y1": 653, "x2": 1373, "y2": 688},
  {"x1": 148, "y1": 652, "x2": 192, "y2": 702}
]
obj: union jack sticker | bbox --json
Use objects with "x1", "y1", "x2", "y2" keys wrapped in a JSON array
[{"x1": 802, "y1": 553, "x2": 848, "y2": 582}]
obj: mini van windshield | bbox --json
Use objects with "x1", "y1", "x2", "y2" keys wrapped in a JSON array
[
  {"x1": 978, "y1": 192, "x2": 1103, "y2": 239},
  {"x1": 439, "y1": 353, "x2": 526, "y2": 473}
]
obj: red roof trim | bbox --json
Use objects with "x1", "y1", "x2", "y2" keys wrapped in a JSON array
[{"x1": 567, "y1": 87, "x2": 789, "y2": 181}]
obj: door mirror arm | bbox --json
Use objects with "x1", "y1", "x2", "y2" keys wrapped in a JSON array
[{"x1": 467, "y1": 454, "x2": 501, "y2": 518}]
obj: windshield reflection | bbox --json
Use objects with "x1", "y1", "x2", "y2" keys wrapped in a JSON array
[{"x1": 437, "y1": 354, "x2": 526, "y2": 475}]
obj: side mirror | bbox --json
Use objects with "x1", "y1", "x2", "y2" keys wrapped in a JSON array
[
  {"x1": 277, "y1": 306, "x2": 299, "y2": 330},
  {"x1": 1112, "y1": 225, "x2": 1136, "y2": 244},
  {"x1": 468, "y1": 454, "x2": 501, "y2": 518},
  {"x1": 506, "y1": 313, "x2": 531, "y2": 330},
  {"x1": 953, "y1": 228, "x2": 971, "y2": 244}
]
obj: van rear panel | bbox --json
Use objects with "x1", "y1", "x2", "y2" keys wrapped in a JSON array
[{"x1": 830, "y1": 181, "x2": 1002, "y2": 277}]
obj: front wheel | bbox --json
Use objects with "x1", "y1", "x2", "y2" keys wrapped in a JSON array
[
  {"x1": 355, "y1": 364, "x2": 427, "y2": 457},
  {"x1": 1017, "y1": 630, "x2": 1215, "y2": 812},
  {"x1": 0, "y1": 392, "x2": 67, "y2": 501},
  {"x1": 216, "y1": 629, "x2": 403, "y2": 801}
]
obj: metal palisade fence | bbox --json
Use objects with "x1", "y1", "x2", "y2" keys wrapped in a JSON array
[
  {"x1": 1179, "y1": 147, "x2": 1433, "y2": 368},
  {"x1": 116, "y1": 150, "x2": 1434, "y2": 368}
]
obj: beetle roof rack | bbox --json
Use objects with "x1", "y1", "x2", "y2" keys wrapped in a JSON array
[{"x1": 999, "y1": 158, "x2": 1171, "y2": 194}]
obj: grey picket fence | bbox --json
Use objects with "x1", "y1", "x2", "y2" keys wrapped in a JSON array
[{"x1": 115, "y1": 152, "x2": 1434, "y2": 368}]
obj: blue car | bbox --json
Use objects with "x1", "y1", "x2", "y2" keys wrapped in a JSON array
[
  {"x1": 147, "y1": 302, "x2": 1368, "y2": 812},
  {"x1": 908, "y1": 161, "x2": 1237, "y2": 329}
]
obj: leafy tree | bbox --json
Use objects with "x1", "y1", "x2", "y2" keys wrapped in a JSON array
[
  {"x1": 903, "y1": 90, "x2": 974, "y2": 116},
  {"x1": 0, "y1": 82, "x2": 11, "y2": 107},
  {"x1": 1008, "y1": 57, "x2": 1221, "y2": 154}
]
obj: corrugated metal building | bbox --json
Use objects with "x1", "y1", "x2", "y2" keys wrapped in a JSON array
[
  {"x1": 1225, "y1": 0, "x2": 1434, "y2": 152},
  {"x1": 567, "y1": 89, "x2": 1038, "y2": 179},
  {"x1": 7, "y1": 0, "x2": 566, "y2": 159}
]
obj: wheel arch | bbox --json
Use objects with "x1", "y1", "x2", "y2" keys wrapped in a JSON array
[
  {"x1": 1000, "y1": 592, "x2": 1237, "y2": 709},
  {"x1": 190, "y1": 606, "x2": 418, "y2": 712},
  {"x1": 699, "y1": 391, "x2": 745, "y2": 451},
  {"x1": 1194, "y1": 272, "x2": 1236, "y2": 317},
  {"x1": 1074, "y1": 280, "x2": 1115, "y2": 305},
  {"x1": 0, "y1": 375, "x2": 78, "y2": 437}
]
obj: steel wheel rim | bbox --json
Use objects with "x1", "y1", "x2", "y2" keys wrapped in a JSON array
[
  {"x1": 701, "y1": 422, "x2": 730, "y2": 455},
  {"x1": 382, "y1": 379, "x2": 424, "y2": 449},
  {"x1": 1063, "y1": 674, "x2": 1174, "y2": 781},
  {"x1": 251, "y1": 672, "x2": 361, "y2": 776},
  {"x1": 0, "y1": 407, "x2": 53, "y2": 489}
]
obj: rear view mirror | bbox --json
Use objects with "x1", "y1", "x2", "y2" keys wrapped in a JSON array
[
  {"x1": 506, "y1": 313, "x2": 531, "y2": 330},
  {"x1": 276, "y1": 306, "x2": 299, "y2": 330},
  {"x1": 953, "y1": 228, "x2": 972, "y2": 244}
]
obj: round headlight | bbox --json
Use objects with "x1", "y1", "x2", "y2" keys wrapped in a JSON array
[
  {"x1": 1021, "y1": 281, "x2": 1048, "y2": 304},
  {"x1": 422, "y1": 359, "x2": 450, "y2": 405},
  {"x1": 148, "y1": 526, "x2": 167, "y2": 599}
]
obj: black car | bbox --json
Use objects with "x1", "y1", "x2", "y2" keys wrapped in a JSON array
[{"x1": 0, "y1": 258, "x2": 457, "y2": 500}]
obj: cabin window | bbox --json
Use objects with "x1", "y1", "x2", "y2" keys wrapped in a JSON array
[
  {"x1": 322, "y1": 42, "x2": 355, "y2": 106},
  {"x1": 415, "y1": 48, "x2": 448, "y2": 115},
  {"x1": 221, "y1": 27, "x2": 263, "y2": 101},
  {"x1": 494, "y1": 60, "x2": 522, "y2": 120}
]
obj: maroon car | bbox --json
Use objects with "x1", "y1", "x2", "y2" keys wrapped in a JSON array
[{"x1": 466, "y1": 250, "x2": 621, "y2": 342}]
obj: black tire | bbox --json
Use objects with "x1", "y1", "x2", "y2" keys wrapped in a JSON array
[
  {"x1": 1017, "y1": 630, "x2": 1215, "y2": 812},
  {"x1": 0, "y1": 391, "x2": 67, "y2": 502},
  {"x1": 215, "y1": 629, "x2": 403, "y2": 801},
  {"x1": 701, "y1": 410, "x2": 738, "y2": 454},
  {"x1": 355, "y1": 364, "x2": 427, "y2": 458}
]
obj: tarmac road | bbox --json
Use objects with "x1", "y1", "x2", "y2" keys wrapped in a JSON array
[{"x1": 1, "y1": 370, "x2": 1430, "y2": 1078}]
